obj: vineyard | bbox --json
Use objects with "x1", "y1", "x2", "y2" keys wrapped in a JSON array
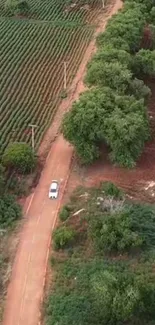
[{"x1": 0, "y1": 0, "x2": 103, "y2": 155}]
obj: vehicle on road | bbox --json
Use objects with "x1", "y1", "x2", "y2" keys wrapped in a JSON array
[{"x1": 49, "y1": 180, "x2": 59, "y2": 199}]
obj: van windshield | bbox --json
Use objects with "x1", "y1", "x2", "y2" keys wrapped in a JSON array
[{"x1": 50, "y1": 188, "x2": 56, "y2": 193}]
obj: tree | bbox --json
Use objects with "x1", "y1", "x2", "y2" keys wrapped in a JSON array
[
  {"x1": 128, "y1": 78, "x2": 151, "y2": 101},
  {"x1": 100, "y1": 5, "x2": 146, "y2": 53},
  {"x1": 123, "y1": 0, "x2": 155, "y2": 12},
  {"x1": 53, "y1": 226, "x2": 75, "y2": 249},
  {"x1": 89, "y1": 210, "x2": 143, "y2": 253},
  {"x1": 5, "y1": 0, "x2": 30, "y2": 16},
  {"x1": 88, "y1": 46, "x2": 131, "y2": 68},
  {"x1": 62, "y1": 88, "x2": 149, "y2": 167},
  {"x1": 62, "y1": 88, "x2": 111, "y2": 164},
  {"x1": 105, "y1": 107, "x2": 149, "y2": 167},
  {"x1": 133, "y1": 49, "x2": 155, "y2": 77},
  {"x1": 2, "y1": 142, "x2": 36, "y2": 174},
  {"x1": 0, "y1": 194, "x2": 22, "y2": 228},
  {"x1": 97, "y1": 32, "x2": 130, "y2": 52},
  {"x1": 85, "y1": 61, "x2": 132, "y2": 92},
  {"x1": 90, "y1": 269, "x2": 140, "y2": 323}
]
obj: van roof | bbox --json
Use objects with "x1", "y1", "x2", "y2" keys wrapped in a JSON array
[{"x1": 50, "y1": 181, "x2": 58, "y2": 190}]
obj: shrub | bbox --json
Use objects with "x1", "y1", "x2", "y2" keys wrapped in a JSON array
[
  {"x1": 2, "y1": 142, "x2": 36, "y2": 174},
  {"x1": 0, "y1": 194, "x2": 22, "y2": 228},
  {"x1": 53, "y1": 226, "x2": 75, "y2": 249},
  {"x1": 47, "y1": 293, "x2": 92, "y2": 325},
  {"x1": 128, "y1": 78, "x2": 151, "y2": 101},
  {"x1": 89, "y1": 204, "x2": 155, "y2": 253},
  {"x1": 59, "y1": 205, "x2": 71, "y2": 222},
  {"x1": 101, "y1": 182, "x2": 123, "y2": 198},
  {"x1": 6, "y1": 175, "x2": 28, "y2": 196},
  {"x1": 5, "y1": 0, "x2": 30, "y2": 16},
  {"x1": 133, "y1": 49, "x2": 155, "y2": 77},
  {"x1": 89, "y1": 210, "x2": 143, "y2": 253},
  {"x1": 46, "y1": 259, "x2": 155, "y2": 325}
]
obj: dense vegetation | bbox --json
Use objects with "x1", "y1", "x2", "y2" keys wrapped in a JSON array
[
  {"x1": 0, "y1": 0, "x2": 103, "y2": 156},
  {"x1": 62, "y1": 0, "x2": 155, "y2": 167},
  {"x1": 2, "y1": 142, "x2": 36, "y2": 173},
  {"x1": 46, "y1": 182, "x2": 155, "y2": 325},
  {"x1": 0, "y1": 141, "x2": 36, "y2": 320}
]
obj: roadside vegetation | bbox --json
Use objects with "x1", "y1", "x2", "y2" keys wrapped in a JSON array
[
  {"x1": 62, "y1": 0, "x2": 155, "y2": 167},
  {"x1": 0, "y1": 142, "x2": 36, "y2": 321},
  {"x1": 45, "y1": 182, "x2": 155, "y2": 325}
]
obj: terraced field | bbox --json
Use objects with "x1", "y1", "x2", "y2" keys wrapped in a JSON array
[{"x1": 0, "y1": 0, "x2": 103, "y2": 155}]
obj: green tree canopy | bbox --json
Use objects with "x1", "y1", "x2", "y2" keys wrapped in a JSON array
[
  {"x1": 128, "y1": 78, "x2": 151, "y2": 101},
  {"x1": 62, "y1": 88, "x2": 149, "y2": 167},
  {"x1": 89, "y1": 203, "x2": 155, "y2": 253},
  {"x1": 85, "y1": 61, "x2": 132, "y2": 92},
  {"x1": 2, "y1": 142, "x2": 36, "y2": 174},
  {"x1": 47, "y1": 261, "x2": 155, "y2": 325},
  {"x1": 0, "y1": 194, "x2": 22, "y2": 228},
  {"x1": 87, "y1": 46, "x2": 132, "y2": 68},
  {"x1": 133, "y1": 49, "x2": 155, "y2": 77},
  {"x1": 98, "y1": 5, "x2": 146, "y2": 53},
  {"x1": 124, "y1": 0, "x2": 155, "y2": 12},
  {"x1": 97, "y1": 33, "x2": 130, "y2": 52}
]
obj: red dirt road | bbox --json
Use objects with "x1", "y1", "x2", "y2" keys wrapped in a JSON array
[
  {"x1": 2, "y1": 1, "x2": 122, "y2": 325},
  {"x1": 3, "y1": 136, "x2": 73, "y2": 325}
]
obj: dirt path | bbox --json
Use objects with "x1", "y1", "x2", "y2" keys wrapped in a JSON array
[{"x1": 2, "y1": 1, "x2": 122, "y2": 325}]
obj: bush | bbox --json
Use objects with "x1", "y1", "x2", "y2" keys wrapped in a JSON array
[
  {"x1": 89, "y1": 210, "x2": 143, "y2": 253},
  {"x1": 59, "y1": 205, "x2": 71, "y2": 222},
  {"x1": 46, "y1": 259, "x2": 155, "y2": 325},
  {"x1": 101, "y1": 182, "x2": 123, "y2": 198},
  {"x1": 6, "y1": 175, "x2": 28, "y2": 196},
  {"x1": 0, "y1": 194, "x2": 22, "y2": 228},
  {"x1": 53, "y1": 226, "x2": 75, "y2": 249},
  {"x1": 5, "y1": 0, "x2": 30, "y2": 16},
  {"x1": 47, "y1": 293, "x2": 92, "y2": 325},
  {"x1": 133, "y1": 49, "x2": 155, "y2": 77},
  {"x1": 89, "y1": 204, "x2": 155, "y2": 253},
  {"x1": 128, "y1": 78, "x2": 151, "y2": 101},
  {"x1": 2, "y1": 142, "x2": 36, "y2": 174}
]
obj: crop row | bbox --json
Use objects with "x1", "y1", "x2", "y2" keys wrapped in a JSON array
[
  {"x1": 0, "y1": 19, "x2": 93, "y2": 154},
  {"x1": 0, "y1": 0, "x2": 102, "y2": 24}
]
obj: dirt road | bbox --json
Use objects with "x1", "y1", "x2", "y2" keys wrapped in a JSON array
[
  {"x1": 3, "y1": 136, "x2": 73, "y2": 325},
  {"x1": 3, "y1": 1, "x2": 122, "y2": 325}
]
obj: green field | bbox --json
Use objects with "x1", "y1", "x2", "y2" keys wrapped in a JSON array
[
  {"x1": 0, "y1": 0, "x2": 103, "y2": 155},
  {"x1": 0, "y1": 0, "x2": 102, "y2": 22}
]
